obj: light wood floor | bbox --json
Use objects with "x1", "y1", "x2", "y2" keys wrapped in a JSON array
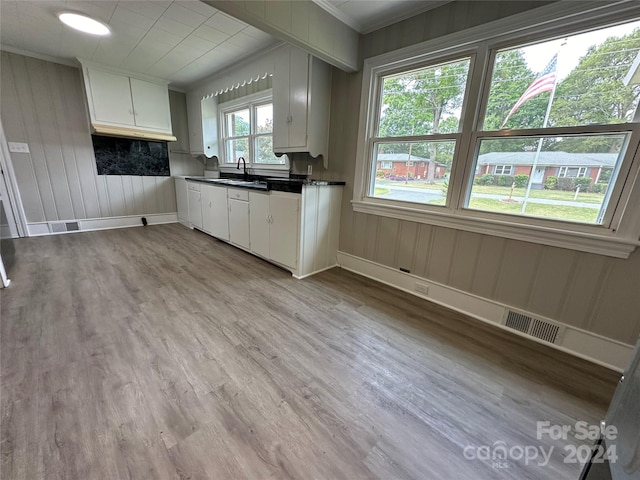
[{"x1": 1, "y1": 223, "x2": 618, "y2": 479}]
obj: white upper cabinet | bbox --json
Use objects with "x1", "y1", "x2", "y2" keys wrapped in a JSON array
[
  {"x1": 87, "y1": 69, "x2": 135, "y2": 126},
  {"x1": 273, "y1": 45, "x2": 331, "y2": 168},
  {"x1": 186, "y1": 91, "x2": 205, "y2": 155},
  {"x1": 81, "y1": 63, "x2": 174, "y2": 138},
  {"x1": 129, "y1": 78, "x2": 171, "y2": 131}
]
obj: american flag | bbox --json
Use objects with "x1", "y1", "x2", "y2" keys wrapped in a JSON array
[{"x1": 501, "y1": 54, "x2": 558, "y2": 128}]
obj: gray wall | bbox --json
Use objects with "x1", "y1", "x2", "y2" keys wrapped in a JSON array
[
  {"x1": 0, "y1": 52, "x2": 200, "y2": 223},
  {"x1": 327, "y1": 1, "x2": 640, "y2": 345}
]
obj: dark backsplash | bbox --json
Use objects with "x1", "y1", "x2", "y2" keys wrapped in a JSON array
[{"x1": 92, "y1": 135, "x2": 170, "y2": 176}]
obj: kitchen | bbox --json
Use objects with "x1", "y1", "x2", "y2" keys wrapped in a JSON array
[{"x1": 1, "y1": 1, "x2": 640, "y2": 479}]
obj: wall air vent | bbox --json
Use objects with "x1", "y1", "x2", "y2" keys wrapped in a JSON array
[
  {"x1": 49, "y1": 221, "x2": 80, "y2": 233},
  {"x1": 503, "y1": 309, "x2": 565, "y2": 345}
]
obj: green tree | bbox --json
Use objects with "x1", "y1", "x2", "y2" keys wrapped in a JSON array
[
  {"x1": 378, "y1": 59, "x2": 468, "y2": 180},
  {"x1": 551, "y1": 28, "x2": 640, "y2": 153}
]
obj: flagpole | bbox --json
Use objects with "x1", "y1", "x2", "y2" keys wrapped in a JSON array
[{"x1": 521, "y1": 44, "x2": 564, "y2": 214}]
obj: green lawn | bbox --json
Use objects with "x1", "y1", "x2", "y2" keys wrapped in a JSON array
[
  {"x1": 374, "y1": 186, "x2": 390, "y2": 196},
  {"x1": 470, "y1": 185, "x2": 605, "y2": 204},
  {"x1": 467, "y1": 197, "x2": 599, "y2": 223},
  {"x1": 381, "y1": 180, "x2": 605, "y2": 204}
]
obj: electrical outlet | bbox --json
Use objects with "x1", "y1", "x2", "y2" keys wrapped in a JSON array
[
  {"x1": 415, "y1": 283, "x2": 429, "y2": 295},
  {"x1": 307, "y1": 164, "x2": 313, "y2": 175},
  {"x1": 8, "y1": 142, "x2": 29, "y2": 153}
]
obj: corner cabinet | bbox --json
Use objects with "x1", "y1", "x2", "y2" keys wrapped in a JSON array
[
  {"x1": 273, "y1": 45, "x2": 332, "y2": 168},
  {"x1": 79, "y1": 62, "x2": 174, "y2": 137}
]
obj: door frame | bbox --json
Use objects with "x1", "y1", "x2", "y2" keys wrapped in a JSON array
[{"x1": 0, "y1": 120, "x2": 27, "y2": 237}]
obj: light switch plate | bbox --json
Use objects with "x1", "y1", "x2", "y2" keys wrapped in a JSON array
[
  {"x1": 8, "y1": 142, "x2": 29, "y2": 153},
  {"x1": 307, "y1": 165, "x2": 313, "y2": 175}
]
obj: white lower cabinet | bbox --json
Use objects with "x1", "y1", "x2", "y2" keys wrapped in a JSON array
[
  {"x1": 228, "y1": 189, "x2": 250, "y2": 249},
  {"x1": 250, "y1": 192, "x2": 300, "y2": 270},
  {"x1": 249, "y1": 192, "x2": 270, "y2": 259},
  {"x1": 187, "y1": 182, "x2": 203, "y2": 230},
  {"x1": 201, "y1": 184, "x2": 229, "y2": 240},
  {"x1": 181, "y1": 181, "x2": 342, "y2": 278},
  {"x1": 175, "y1": 178, "x2": 189, "y2": 225}
]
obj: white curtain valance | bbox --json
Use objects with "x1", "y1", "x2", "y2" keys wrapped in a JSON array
[{"x1": 202, "y1": 72, "x2": 272, "y2": 99}]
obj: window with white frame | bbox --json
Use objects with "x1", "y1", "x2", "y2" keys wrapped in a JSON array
[
  {"x1": 370, "y1": 57, "x2": 471, "y2": 203},
  {"x1": 558, "y1": 166, "x2": 588, "y2": 178},
  {"x1": 380, "y1": 161, "x2": 393, "y2": 169},
  {"x1": 494, "y1": 165, "x2": 513, "y2": 175},
  {"x1": 354, "y1": 4, "x2": 640, "y2": 257},
  {"x1": 220, "y1": 93, "x2": 284, "y2": 167}
]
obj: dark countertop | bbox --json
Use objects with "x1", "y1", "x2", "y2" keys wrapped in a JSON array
[{"x1": 184, "y1": 175, "x2": 345, "y2": 194}]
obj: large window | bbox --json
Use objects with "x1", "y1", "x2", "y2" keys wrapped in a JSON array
[
  {"x1": 355, "y1": 4, "x2": 640, "y2": 257},
  {"x1": 371, "y1": 58, "x2": 471, "y2": 203},
  {"x1": 220, "y1": 94, "x2": 283, "y2": 167}
]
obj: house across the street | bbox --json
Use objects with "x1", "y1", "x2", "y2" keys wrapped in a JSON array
[
  {"x1": 376, "y1": 153, "x2": 447, "y2": 179},
  {"x1": 476, "y1": 151, "x2": 617, "y2": 188}
]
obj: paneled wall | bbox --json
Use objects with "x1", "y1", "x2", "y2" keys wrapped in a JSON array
[
  {"x1": 328, "y1": 1, "x2": 640, "y2": 345},
  {"x1": 0, "y1": 52, "x2": 198, "y2": 224}
]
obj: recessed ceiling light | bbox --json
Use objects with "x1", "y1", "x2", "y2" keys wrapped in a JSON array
[{"x1": 58, "y1": 12, "x2": 110, "y2": 36}]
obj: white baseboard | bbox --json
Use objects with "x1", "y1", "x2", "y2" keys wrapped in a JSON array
[
  {"x1": 27, "y1": 213, "x2": 178, "y2": 236},
  {"x1": 336, "y1": 251, "x2": 633, "y2": 372}
]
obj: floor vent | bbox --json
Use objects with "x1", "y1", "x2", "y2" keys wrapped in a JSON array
[
  {"x1": 505, "y1": 310, "x2": 533, "y2": 333},
  {"x1": 49, "y1": 221, "x2": 80, "y2": 233},
  {"x1": 503, "y1": 309, "x2": 564, "y2": 345}
]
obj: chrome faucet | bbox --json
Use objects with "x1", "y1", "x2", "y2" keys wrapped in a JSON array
[{"x1": 237, "y1": 156, "x2": 248, "y2": 181}]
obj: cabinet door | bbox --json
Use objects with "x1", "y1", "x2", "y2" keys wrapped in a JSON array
[
  {"x1": 272, "y1": 46, "x2": 291, "y2": 150},
  {"x1": 186, "y1": 92, "x2": 204, "y2": 154},
  {"x1": 187, "y1": 188, "x2": 203, "y2": 230},
  {"x1": 228, "y1": 199, "x2": 250, "y2": 249},
  {"x1": 269, "y1": 195, "x2": 300, "y2": 269},
  {"x1": 201, "y1": 97, "x2": 219, "y2": 158},
  {"x1": 130, "y1": 78, "x2": 171, "y2": 131},
  {"x1": 288, "y1": 47, "x2": 310, "y2": 149},
  {"x1": 203, "y1": 186, "x2": 229, "y2": 241},
  {"x1": 87, "y1": 69, "x2": 134, "y2": 126},
  {"x1": 249, "y1": 192, "x2": 270, "y2": 259},
  {"x1": 175, "y1": 178, "x2": 189, "y2": 224}
]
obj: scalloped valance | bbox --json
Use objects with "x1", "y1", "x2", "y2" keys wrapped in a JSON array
[{"x1": 202, "y1": 72, "x2": 272, "y2": 99}]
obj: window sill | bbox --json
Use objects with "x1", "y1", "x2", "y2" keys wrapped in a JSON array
[{"x1": 351, "y1": 199, "x2": 639, "y2": 258}]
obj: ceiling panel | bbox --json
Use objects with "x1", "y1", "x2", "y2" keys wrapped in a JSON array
[
  {"x1": 205, "y1": 12, "x2": 245, "y2": 36},
  {"x1": 0, "y1": 0, "x2": 279, "y2": 88},
  {"x1": 162, "y1": 3, "x2": 207, "y2": 27}
]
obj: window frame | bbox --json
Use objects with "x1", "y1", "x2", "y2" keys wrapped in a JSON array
[
  {"x1": 494, "y1": 165, "x2": 513, "y2": 176},
  {"x1": 352, "y1": 1, "x2": 640, "y2": 258},
  {"x1": 218, "y1": 90, "x2": 288, "y2": 173}
]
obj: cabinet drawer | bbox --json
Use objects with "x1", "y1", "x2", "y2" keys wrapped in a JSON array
[
  {"x1": 187, "y1": 182, "x2": 201, "y2": 192},
  {"x1": 227, "y1": 188, "x2": 249, "y2": 201}
]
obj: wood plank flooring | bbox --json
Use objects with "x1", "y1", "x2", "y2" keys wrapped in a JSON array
[{"x1": 1, "y1": 223, "x2": 618, "y2": 479}]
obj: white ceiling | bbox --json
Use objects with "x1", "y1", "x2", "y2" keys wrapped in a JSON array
[
  {"x1": 0, "y1": 0, "x2": 453, "y2": 89},
  {"x1": 0, "y1": 0, "x2": 278, "y2": 89},
  {"x1": 314, "y1": 0, "x2": 453, "y2": 34}
]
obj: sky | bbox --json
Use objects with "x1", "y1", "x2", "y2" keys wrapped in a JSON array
[{"x1": 519, "y1": 19, "x2": 640, "y2": 81}]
